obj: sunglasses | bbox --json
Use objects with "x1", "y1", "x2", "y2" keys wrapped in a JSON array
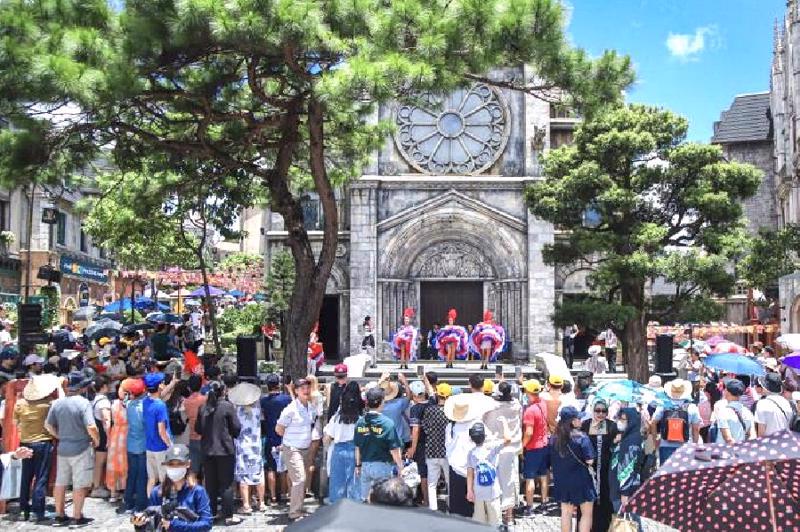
[{"x1": 594, "y1": 409, "x2": 608, "y2": 414}]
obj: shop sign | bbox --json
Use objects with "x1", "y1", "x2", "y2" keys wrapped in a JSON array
[{"x1": 59, "y1": 256, "x2": 108, "y2": 283}]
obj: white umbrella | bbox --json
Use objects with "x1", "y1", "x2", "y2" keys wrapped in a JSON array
[
  {"x1": 777, "y1": 334, "x2": 800, "y2": 351},
  {"x1": 143, "y1": 288, "x2": 171, "y2": 299}
]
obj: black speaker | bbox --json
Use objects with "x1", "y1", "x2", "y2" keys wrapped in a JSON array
[
  {"x1": 236, "y1": 335, "x2": 258, "y2": 382},
  {"x1": 37, "y1": 266, "x2": 62, "y2": 283},
  {"x1": 655, "y1": 334, "x2": 674, "y2": 374}
]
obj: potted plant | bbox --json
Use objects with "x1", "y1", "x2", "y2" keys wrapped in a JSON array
[{"x1": 0, "y1": 231, "x2": 14, "y2": 254}]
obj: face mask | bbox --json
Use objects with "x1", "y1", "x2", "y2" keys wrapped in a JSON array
[
  {"x1": 165, "y1": 466, "x2": 187, "y2": 482},
  {"x1": 616, "y1": 421, "x2": 627, "y2": 432}
]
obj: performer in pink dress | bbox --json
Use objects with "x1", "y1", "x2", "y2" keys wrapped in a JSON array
[
  {"x1": 435, "y1": 308, "x2": 469, "y2": 368},
  {"x1": 470, "y1": 310, "x2": 506, "y2": 369},
  {"x1": 392, "y1": 308, "x2": 419, "y2": 369}
]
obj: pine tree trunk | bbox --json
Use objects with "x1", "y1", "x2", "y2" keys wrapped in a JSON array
[
  {"x1": 198, "y1": 252, "x2": 222, "y2": 356},
  {"x1": 621, "y1": 279, "x2": 649, "y2": 383}
]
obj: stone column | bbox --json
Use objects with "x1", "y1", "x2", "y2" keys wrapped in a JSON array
[
  {"x1": 349, "y1": 180, "x2": 379, "y2": 354},
  {"x1": 527, "y1": 211, "x2": 556, "y2": 357}
]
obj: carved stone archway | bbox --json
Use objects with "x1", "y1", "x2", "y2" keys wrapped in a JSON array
[{"x1": 410, "y1": 241, "x2": 494, "y2": 279}]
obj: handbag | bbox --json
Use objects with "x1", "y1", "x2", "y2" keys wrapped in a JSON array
[
  {"x1": 567, "y1": 441, "x2": 597, "y2": 486},
  {"x1": 0, "y1": 453, "x2": 23, "y2": 500},
  {"x1": 609, "y1": 513, "x2": 639, "y2": 532}
]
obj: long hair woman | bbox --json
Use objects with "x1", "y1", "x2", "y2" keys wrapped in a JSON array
[
  {"x1": 323, "y1": 381, "x2": 363, "y2": 503},
  {"x1": 549, "y1": 406, "x2": 596, "y2": 532},
  {"x1": 89, "y1": 375, "x2": 112, "y2": 499},
  {"x1": 195, "y1": 379, "x2": 242, "y2": 525},
  {"x1": 580, "y1": 399, "x2": 618, "y2": 532}
]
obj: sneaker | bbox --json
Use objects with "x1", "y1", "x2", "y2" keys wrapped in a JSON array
[
  {"x1": 69, "y1": 516, "x2": 94, "y2": 528},
  {"x1": 89, "y1": 487, "x2": 110, "y2": 498},
  {"x1": 35, "y1": 512, "x2": 56, "y2": 523},
  {"x1": 53, "y1": 515, "x2": 71, "y2": 527},
  {"x1": 115, "y1": 507, "x2": 133, "y2": 515},
  {"x1": 225, "y1": 516, "x2": 243, "y2": 525}
]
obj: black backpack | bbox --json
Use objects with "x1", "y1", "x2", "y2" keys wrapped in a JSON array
[
  {"x1": 659, "y1": 404, "x2": 690, "y2": 443},
  {"x1": 169, "y1": 404, "x2": 187, "y2": 436}
]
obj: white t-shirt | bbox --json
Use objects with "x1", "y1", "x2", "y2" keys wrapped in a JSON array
[
  {"x1": 323, "y1": 414, "x2": 356, "y2": 444},
  {"x1": 754, "y1": 395, "x2": 793, "y2": 435},
  {"x1": 92, "y1": 394, "x2": 111, "y2": 421},
  {"x1": 599, "y1": 329, "x2": 617, "y2": 349},
  {"x1": 445, "y1": 420, "x2": 476, "y2": 477},
  {"x1": 0, "y1": 330, "x2": 11, "y2": 345},
  {"x1": 711, "y1": 399, "x2": 755, "y2": 442},
  {"x1": 277, "y1": 398, "x2": 321, "y2": 449},
  {"x1": 105, "y1": 359, "x2": 126, "y2": 379}
]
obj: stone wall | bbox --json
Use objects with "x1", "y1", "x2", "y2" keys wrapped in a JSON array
[
  {"x1": 779, "y1": 271, "x2": 800, "y2": 333},
  {"x1": 720, "y1": 141, "x2": 778, "y2": 233}
]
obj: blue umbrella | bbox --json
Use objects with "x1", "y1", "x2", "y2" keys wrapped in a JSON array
[
  {"x1": 228, "y1": 289, "x2": 245, "y2": 298},
  {"x1": 592, "y1": 379, "x2": 676, "y2": 407},
  {"x1": 104, "y1": 298, "x2": 133, "y2": 312},
  {"x1": 189, "y1": 285, "x2": 225, "y2": 297},
  {"x1": 703, "y1": 353, "x2": 766, "y2": 376},
  {"x1": 146, "y1": 312, "x2": 183, "y2": 324}
]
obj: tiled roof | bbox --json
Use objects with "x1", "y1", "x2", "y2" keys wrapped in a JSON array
[{"x1": 711, "y1": 92, "x2": 772, "y2": 143}]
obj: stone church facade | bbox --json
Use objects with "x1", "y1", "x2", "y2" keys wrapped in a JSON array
[{"x1": 264, "y1": 68, "x2": 578, "y2": 359}]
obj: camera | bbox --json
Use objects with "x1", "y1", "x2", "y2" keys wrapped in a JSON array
[{"x1": 134, "y1": 500, "x2": 199, "y2": 531}]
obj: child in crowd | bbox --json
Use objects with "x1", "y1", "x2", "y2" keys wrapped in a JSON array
[{"x1": 466, "y1": 421, "x2": 511, "y2": 527}]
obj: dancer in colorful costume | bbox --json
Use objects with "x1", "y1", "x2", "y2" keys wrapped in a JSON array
[
  {"x1": 307, "y1": 323, "x2": 325, "y2": 375},
  {"x1": 435, "y1": 308, "x2": 469, "y2": 368},
  {"x1": 392, "y1": 308, "x2": 419, "y2": 369},
  {"x1": 470, "y1": 310, "x2": 506, "y2": 369}
]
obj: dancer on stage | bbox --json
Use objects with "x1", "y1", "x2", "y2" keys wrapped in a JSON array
[
  {"x1": 393, "y1": 308, "x2": 419, "y2": 369},
  {"x1": 307, "y1": 324, "x2": 325, "y2": 375},
  {"x1": 435, "y1": 308, "x2": 469, "y2": 368},
  {"x1": 470, "y1": 310, "x2": 506, "y2": 369}
]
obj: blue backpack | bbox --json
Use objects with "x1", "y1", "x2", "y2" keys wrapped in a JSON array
[{"x1": 476, "y1": 460, "x2": 497, "y2": 487}]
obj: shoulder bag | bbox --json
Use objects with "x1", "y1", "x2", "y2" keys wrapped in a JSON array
[{"x1": 567, "y1": 438, "x2": 597, "y2": 486}]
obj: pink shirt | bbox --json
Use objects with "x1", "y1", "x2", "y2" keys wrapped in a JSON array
[{"x1": 184, "y1": 392, "x2": 207, "y2": 441}]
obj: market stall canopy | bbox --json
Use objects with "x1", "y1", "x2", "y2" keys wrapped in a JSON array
[{"x1": 188, "y1": 286, "x2": 225, "y2": 297}]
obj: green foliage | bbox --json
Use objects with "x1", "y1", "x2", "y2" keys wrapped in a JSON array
[
  {"x1": 218, "y1": 252, "x2": 263, "y2": 272},
  {"x1": 739, "y1": 224, "x2": 800, "y2": 291},
  {"x1": 217, "y1": 303, "x2": 269, "y2": 336},
  {"x1": 264, "y1": 250, "x2": 295, "y2": 324},
  {"x1": 529, "y1": 105, "x2": 761, "y2": 379},
  {"x1": 553, "y1": 298, "x2": 637, "y2": 330},
  {"x1": 39, "y1": 285, "x2": 60, "y2": 329},
  {"x1": 528, "y1": 105, "x2": 762, "y2": 324}
]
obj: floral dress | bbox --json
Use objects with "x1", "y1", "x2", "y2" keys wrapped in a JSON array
[
  {"x1": 234, "y1": 405, "x2": 263, "y2": 485},
  {"x1": 106, "y1": 399, "x2": 128, "y2": 491}
]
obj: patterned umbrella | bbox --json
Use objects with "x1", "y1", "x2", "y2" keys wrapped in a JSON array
[
  {"x1": 710, "y1": 341, "x2": 747, "y2": 355},
  {"x1": 627, "y1": 430, "x2": 800, "y2": 531}
]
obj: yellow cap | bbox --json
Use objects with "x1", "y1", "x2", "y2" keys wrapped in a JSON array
[
  {"x1": 548, "y1": 374, "x2": 564, "y2": 386},
  {"x1": 482, "y1": 379, "x2": 494, "y2": 394},
  {"x1": 98, "y1": 337, "x2": 112, "y2": 346},
  {"x1": 523, "y1": 379, "x2": 542, "y2": 394},
  {"x1": 436, "y1": 382, "x2": 452, "y2": 398}
]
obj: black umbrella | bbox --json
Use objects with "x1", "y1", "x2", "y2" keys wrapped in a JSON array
[
  {"x1": 121, "y1": 323, "x2": 155, "y2": 335},
  {"x1": 85, "y1": 319, "x2": 123, "y2": 341},
  {"x1": 286, "y1": 499, "x2": 492, "y2": 532}
]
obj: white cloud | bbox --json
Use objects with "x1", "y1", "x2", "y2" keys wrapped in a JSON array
[{"x1": 665, "y1": 26, "x2": 719, "y2": 61}]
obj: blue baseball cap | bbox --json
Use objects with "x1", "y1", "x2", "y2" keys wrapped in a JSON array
[
  {"x1": 0, "y1": 347, "x2": 17, "y2": 360},
  {"x1": 559, "y1": 406, "x2": 581, "y2": 422},
  {"x1": 143, "y1": 372, "x2": 165, "y2": 390}
]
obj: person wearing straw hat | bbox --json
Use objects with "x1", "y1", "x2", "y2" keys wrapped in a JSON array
[
  {"x1": 229, "y1": 382, "x2": 266, "y2": 514},
  {"x1": 651, "y1": 379, "x2": 701, "y2": 465},
  {"x1": 443, "y1": 391, "x2": 484, "y2": 518},
  {"x1": 15, "y1": 374, "x2": 60, "y2": 522}
]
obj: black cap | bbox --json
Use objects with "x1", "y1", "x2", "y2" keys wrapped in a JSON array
[
  {"x1": 468, "y1": 422, "x2": 486, "y2": 443},
  {"x1": 366, "y1": 387, "x2": 385, "y2": 408}
]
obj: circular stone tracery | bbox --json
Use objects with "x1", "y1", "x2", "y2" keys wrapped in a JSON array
[{"x1": 394, "y1": 83, "x2": 510, "y2": 175}]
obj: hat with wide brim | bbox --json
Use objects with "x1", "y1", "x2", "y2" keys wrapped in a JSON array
[
  {"x1": 23, "y1": 374, "x2": 62, "y2": 401},
  {"x1": 664, "y1": 378, "x2": 693, "y2": 400},
  {"x1": 227, "y1": 382, "x2": 261, "y2": 406},
  {"x1": 443, "y1": 392, "x2": 497, "y2": 423},
  {"x1": 379, "y1": 380, "x2": 400, "y2": 401}
]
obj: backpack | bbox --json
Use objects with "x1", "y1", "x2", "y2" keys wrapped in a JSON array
[
  {"x1": 475, "y1": 459, "x2": 497, "y2": 487},
  {"x1": 659, "y1": 404, "x2": 690, "y2": 443},
  {"x1": 169, "y1": 404, "x2": 187, "y2": 436},
  {"x1": 764, "y1": 396, "x2": 800, "y2": 433}
]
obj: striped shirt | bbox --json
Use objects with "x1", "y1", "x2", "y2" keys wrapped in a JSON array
[{"x1": 277, "y1": 398, "x2": 320, "y2": 449}]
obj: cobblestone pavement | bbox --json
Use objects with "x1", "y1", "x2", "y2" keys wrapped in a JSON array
[{"x1": 0, "y1": 495, "x2": 679, "y2": 532}]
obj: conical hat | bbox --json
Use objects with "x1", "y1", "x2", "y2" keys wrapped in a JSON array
[
  {"x1": 23, "y1": 374, "x2": 61, "y2": 401},
  {"x1": 227, "y1": 382, "x2": 261, "y2": 406}
]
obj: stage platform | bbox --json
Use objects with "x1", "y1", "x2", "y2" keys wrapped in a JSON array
[{"x1": 315, "y1": 358, "x2": 627, "y2": 387}]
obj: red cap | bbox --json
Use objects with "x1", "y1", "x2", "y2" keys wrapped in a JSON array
[
  {"x1": 122, "y1": 378, "x2": 145, "y2": 396},
  {"x1": 448, "y1": 308, "x2": 457, "y2": 320},
  {"x1": 403, "y1": 308, "x2": 414, "y2": 319},
  {"x1": 334, "y1": 363, "x2": 348, "y2": 376},
  {"x1": 483, "y1": 310, "x2": 493, "y2": 322}
]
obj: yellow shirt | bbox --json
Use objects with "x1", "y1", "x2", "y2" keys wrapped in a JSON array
[{"x1": 13, "y1": 397, "x2": 54, "y2": 443}]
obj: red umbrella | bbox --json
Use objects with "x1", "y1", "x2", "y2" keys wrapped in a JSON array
[{"x1": 626, "y1": 430, "x2": 800, "y2": 531}]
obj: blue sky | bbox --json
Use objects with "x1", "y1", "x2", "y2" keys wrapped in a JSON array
[{"x1": 567, "y1": 0, "x2": 785, "y2": 140}]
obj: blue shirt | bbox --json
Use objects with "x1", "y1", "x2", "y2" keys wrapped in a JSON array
[
  {"x1": 260, "y1": 392, "x2": 292, "y2": 447},
  {"x1": 148, "y1": 483, "x2": 212, "y2": 532},
  {"x1": 126, "y1": 397, "x2": 146, "y2": 454},
  {"x1": 143, "y1": 395, "x2": 172, "y2": 452},
  {"x1": 381, "y1": 397, "x2": 411, "y2": 444}
]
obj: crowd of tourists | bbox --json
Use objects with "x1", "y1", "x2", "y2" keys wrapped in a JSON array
[{"x1": 0, "y1": 325, "x2": 799, "y2": 532}]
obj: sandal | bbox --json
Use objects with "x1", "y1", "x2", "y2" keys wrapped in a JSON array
[{"x1": 239, "y1": 507, "x2": 253, "y2": 515}]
